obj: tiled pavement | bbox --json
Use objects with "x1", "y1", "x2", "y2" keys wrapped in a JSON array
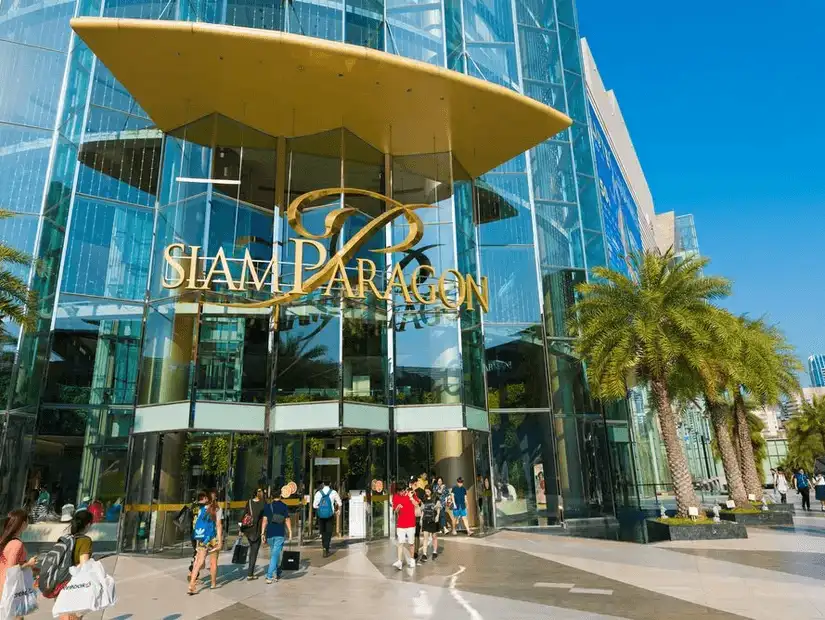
[{"x1": 25, "y1": 515, "x2": 825, "y2": 620}]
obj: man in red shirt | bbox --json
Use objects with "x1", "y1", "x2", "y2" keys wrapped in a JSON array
[{"x1": 392, "y1": 481, "x2": 419, "y2": 570}]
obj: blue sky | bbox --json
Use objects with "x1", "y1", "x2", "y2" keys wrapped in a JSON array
[{"x1": 576, "y1": 0, "x2": 825, "y2": 385}]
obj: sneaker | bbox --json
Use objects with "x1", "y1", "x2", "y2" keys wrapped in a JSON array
[
  {"x1": 246, "y1": 576, "x2": 258, "y2": 581},
  {"x1": 393, "y1": 560, "x2": 403, "y2": 570},
  {"x1": 432, "y1": 552, "x2": 438, "y2": 561},
  {"x1": 418, "y1": 556, "x2": 427, "y2": 564},
  {"x1": 407, "y1": 559, "x2": 416, "y2": 568},
  {"x1": 265, "y1": 578, "x2": 273, "y2": 585}
]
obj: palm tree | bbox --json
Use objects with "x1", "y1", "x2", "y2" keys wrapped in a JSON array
[
  {"x1": 0, "y1": 209, "x2": 36, "y2": 334},
  {"x1": 572, "y1": 249, "x2": 731, "y2": 517},
  {"x1": 731, "y1": 318, "x2": 801, "y2": 499},
  {"x1": 785, "y1": 396, "x2": 825, "y2": 472}
]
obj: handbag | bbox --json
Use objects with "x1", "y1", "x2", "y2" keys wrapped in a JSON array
[
  {"x1": 241, "y1": 501, "x2": 254, "y2": 529},
  {"x1": 231, "y1": 537, "x2": 249, "y2": 565},
  {"x1": 0, "y1": 566, "x2": 38, "y2": 619},
  {"x1": 281, "y1": 543, "x2": 300, "y2": 571},
  {"x1": 174, "y1": 505, "x2": 193, "y2": 532}
]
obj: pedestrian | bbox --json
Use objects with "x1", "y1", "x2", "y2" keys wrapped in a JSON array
[
  {"x1": 413, "y1": 478, "x2": 426, "y2": 559},
  {"x1": 240, "y1": 488, "x2": 265, "y2": 580},
  {"x1": 0, "y1": 509, "x2": 38, "y2": 619},
  {"x1": 773, "y1": 469, "x2": 789, "y2": 504},
  {"x1": 312, "y1": 480, "x2": 341, "y2": 558},
  {"x1": 87, "y1": 499, "x2": 104, "y2": 524},
  {"x1": 184, "y1": 491, "x2": 208, "y2": 580},
  {"x1": 794, "y1": 468, "x2": 811, "y2": 511},
  {"x1": 392, "y1": 481, "x2": 418, "y2": 570},
  {"x1": 261, "y1": 490, "x2": 292, "y2": 584},
  {"x1": 418, "y1": 487, "x2": 441, "y2": 563},
  {"x1": 815, "y1": 473, "x2": 825, "y2": 512},
  {"x1": 59, "y1": 509, "x2": 95, "y2": 620},
  {"x1": 450, "y1": 477, "x2": 472, "y2": 536},
  {"x1": 433, "y1": 477, "x2": 451, "y2": 534},
  {"x1": 187, "y1": 491, "x2": 222, "y2": 595}
]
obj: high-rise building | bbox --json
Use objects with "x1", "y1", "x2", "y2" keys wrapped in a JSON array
[
  {"x1": 808, "y1": 355, "x2": 825, "y2": 387},
  {"x1": 2, "y1": 0, "x2": 678, "y2": 547}
]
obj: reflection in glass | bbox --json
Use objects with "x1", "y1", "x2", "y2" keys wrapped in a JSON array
[
  {"x1": 196, "y1": 315, "x2": 268, "y2": 403},
  {"x1": 275, "y1": 299, "x2": 340, "y2": 402},
  {"x1": 485, "y1": 325, "x2": 547, "y2": 409},
  {"x1": 139, "y1": 302, "x2": 198, "y2": 405},
  {"x1": 490, "y1": 411, "x2": 557, "y2": 526}
]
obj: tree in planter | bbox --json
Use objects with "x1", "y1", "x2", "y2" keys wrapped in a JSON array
[
  {"x1": 572, "y1": 249, "x2": 731, "y2": 517},
  {"x1": 731, "y1": 317, "x2": 801, "y2": 499}
]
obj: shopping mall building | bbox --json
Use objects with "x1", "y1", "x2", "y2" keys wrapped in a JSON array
[{"x1": 0, "y1": 0, "x2": 694, "y2": 549}]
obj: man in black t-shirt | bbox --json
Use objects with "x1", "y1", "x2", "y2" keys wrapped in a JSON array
[{"x1": 241, "y1": 488, "x2": 266, "y2": 579}]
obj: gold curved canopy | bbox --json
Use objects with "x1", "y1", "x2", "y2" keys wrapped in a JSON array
[{"x1": 70, "y1": 18, "x2": 572, "y2": 178}]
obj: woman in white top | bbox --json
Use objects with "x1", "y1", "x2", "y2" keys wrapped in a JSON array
[
  {"x1": 814, "y1": 473, "x2": 825, "y2": 511},
  {"x1": 773, "y1": 469, "x2": 789, "y2": 504}
]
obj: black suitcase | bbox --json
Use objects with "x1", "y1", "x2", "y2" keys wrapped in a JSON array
[
  {"x1": 282, "y1": 549, "x2": 301, "y2": 571},
  {"x1": 232, "y1": 540, "x2": 249, "y2": 565}
]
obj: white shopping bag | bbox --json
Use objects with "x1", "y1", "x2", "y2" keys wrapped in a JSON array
[
  {"x1": 0, "y1": 566, "x2": 39, "y2": 620},
  {"x1": 87, "y1": 560, "x2": 116, "y2": 609},
  {"x1": 52, "y1": 561, "x2": 106, "y2": 618}
]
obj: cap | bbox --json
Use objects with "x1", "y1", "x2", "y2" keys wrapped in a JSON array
[
  {"x1": 60, "y1": 504, "x2": 76, "y2": 522},
  {"x1": 457, "y1": 477, "x2": 464, "y2": 483}
]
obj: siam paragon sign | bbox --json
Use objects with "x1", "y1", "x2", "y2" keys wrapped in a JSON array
[{"x1": 161, "y1": 188, "x2": 489, "y2": 312}]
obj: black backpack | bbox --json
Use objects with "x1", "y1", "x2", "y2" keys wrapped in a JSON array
[{"x1": 38, "y1": 535, "x2": 76, "y2": 598}]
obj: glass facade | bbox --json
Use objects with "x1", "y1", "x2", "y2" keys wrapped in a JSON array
[{"x1": 0, "y1": 0, "x2": 652, "y2": 547}]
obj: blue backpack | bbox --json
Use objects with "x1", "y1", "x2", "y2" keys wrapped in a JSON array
[
  {"x1": 317, "y1": 489, "x2": 334, "y2": 519},
  {"x1": 193, "y1": 506, "x2": 217, "y2": 542}
]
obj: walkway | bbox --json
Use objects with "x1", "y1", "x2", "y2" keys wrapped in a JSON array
[{"x1": 25, "y1": 517, "x2": 825, "y2": 619}]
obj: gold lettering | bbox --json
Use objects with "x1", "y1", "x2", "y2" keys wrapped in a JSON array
[
  {"x1": 291, "y1": 238, "x2": 327, "y2": 294},
  {"x1": 465, "y1": 274, "x2": 489, "y2": 313},
  {"x1": 437, "y1": 269, "x2": 466, "y2": 310},
  {"x1": 239, "y1": 249, "x2": 279, "y2": 292},
  {"x1": 161, "y1": 243, "x2": 186, "y2": 289},
  {"x1": 356, "y1": 258, "x2": 387, "y2": 300},
  {"x1": 384, "y1": 263, "x2": 413, "y2": 304},
  {"x1": 202, "y1": 247, "x2": 240, "y2": 291},
  {"x1": 323, "y1": 256, "x2": 355, "y2": 298},
  {"x1": 187, "y1": 245, "x2": 201, "y2": 288},
  {"x1": 411, "y1": 265, "x2": 437, "y2": 304}
]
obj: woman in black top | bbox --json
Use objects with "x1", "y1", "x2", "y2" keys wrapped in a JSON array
[{"x1": 241, "y1": 488, "x2": 265, "y2": 580}]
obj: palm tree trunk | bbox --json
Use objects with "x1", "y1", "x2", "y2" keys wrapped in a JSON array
[
  {"x1": 733, "y1": 394, "x2": 762, "y2": 500},
  {"x1": 707, "y1": 401, "x2": 749, "y2": 507},
  {"x1": 651, "y1": 378, "x2": 700, "y2": 517}
]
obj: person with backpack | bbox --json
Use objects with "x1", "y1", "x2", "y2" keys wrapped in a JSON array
[
  {"x1": 37, "y1": 510, "x2": 94, "y2": 620},
  {"x1": 417, "y1": 487, "x2": 441, "y2": 563},
  {"x1": 0, "y1": 509, "x2": 37, "y2": 619},
  {"x1": 179, "y1": 492, "x2": 208, "y2": 581},
  {"x1": 260, "y1": 490, "x2": 292, "y2": 584},
  {"x1": 187, "y1": 493, "x2": 223, "y2": 595},
  {"x1": 794, "y1": 468, "x2": 811, "y2": 511},
  {"x1": 240, "y1": 488, "x2": 265, "y2": 580},
  {"x1": 312, "y1": 481, "x2": 341, "y2": 558}
]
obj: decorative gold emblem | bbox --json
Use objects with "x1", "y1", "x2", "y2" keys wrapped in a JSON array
[{"x1": 161, "y1": 188, "x2": 488, "y2": 312}]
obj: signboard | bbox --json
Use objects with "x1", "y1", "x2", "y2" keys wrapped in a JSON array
[{"x1": 161, "y1": 188, "x2": 489, "y2": 312}]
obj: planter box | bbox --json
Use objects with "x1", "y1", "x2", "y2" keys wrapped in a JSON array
[
  {"x1": 719, "y1": 510, "x2": 793, "y2": 527},
  {"x1": 646, "y1": 519, "x2": 748, "y2": 543},
  {"x1": 766, "y1": 503, "x2": 796, "y2": 514}
]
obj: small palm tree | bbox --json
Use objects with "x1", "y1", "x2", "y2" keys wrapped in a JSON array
[
  {"x1": 786, "y1": 396, "x2": 825, "y2": 472},
  {"x1": 732, "y1": 318, "x2": 801, "y2": 499},
  {"x1": 572, "y1": 249, "x2": 731, "y2": 517},
  {"x1": 0, "y1": 210, "x2": 36, "y2": 334}
]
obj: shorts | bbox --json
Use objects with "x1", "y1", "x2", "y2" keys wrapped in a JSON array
[
  {"x1": 196, "y1": 539, "x2": 221, "y2": 554},
  {"x1": 453, "y1": 507, "x2": 467, "y2": 518},
  {"x1": 396, "y1": 527, "x2": 416, "y2": 545}
]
